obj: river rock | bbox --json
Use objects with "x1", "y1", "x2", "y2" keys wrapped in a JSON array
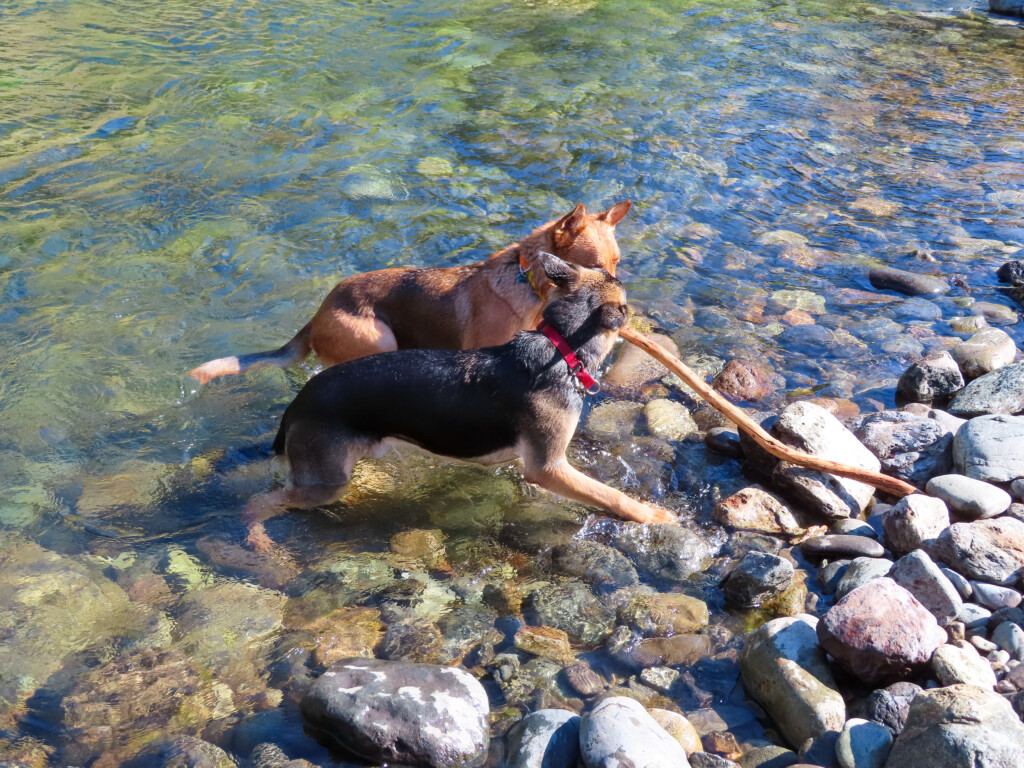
[
  {"x1": 504, "y1": 709, "x2": 581, "y2": 768},
  {"x1": 526, "y1": 582, "x2": 616, "y2": 646},
  {"x1": 854, "y1": 411, "x2": 952, "y2": 487},
  {"x1": 713, "y1": 486, "x2": 805, "y2": 535},
  {"x1": 837, "y1": 719, "x2": 892, "y2": 768},
  {"x1": 883, "y1": 684, "x2": 1024, "y2": 768},
  {"x1": 819, "y1": 560, "x2": 852, "y2": 595},
  {"x1": 706, "y1": 427, "x2": 744, "y2": 457},
  {"x1": 300, "y1": 658, "x2": 489, "y2": 768},
  {"x1": 993, "y1": 621, "x2": 1024, "y2": 661},
  {"x1": 515, "y1": 626, "x2": 573, "y2": 664},
  {"x1": 817, "y1": 578, "x2": 945, "y2": 685},
  {"x1": 770, "y1": 402, "x2": 881, "y2": 520},
  {"x1": 881, "y1": 494, "x2": 949, "y2": 556},
  {"x1": 739, "y1": 615, "x2": 846, "y2": 747},
  {"x1": 550, "y1": 541, "x2": 639, "y2": 593},
  {"x1": 970, "y1": 581, "x2": 1022, "y2": 610},
  {"x1": 864, "y1": 682, "x2": 922, "y2": 736},
  {"x1": 713, "y1": 359, "x2": 776, "y2": 402},
  {"x1": 948, "y1": 365, "x2": 1024, "y2": 417},
  {"x1": 801, "y1": 535, "x2": 885, "y2": 561},
  {"x1": 721, "y1": 552, "x2": 794, "y2": 608},
  {"x1": 957, "y1": 603, "x2": 991, "y2": 632},
  {"x1": 924, "y1": 474, "x2": 1011, "y2": 519},
  {"x1": 835, "y1": 557, "x2": 895, "y2": 601},
  {"x1": 1014, "y1": 479, "x2": 1024, "y2": 500},
  {"x1": 644, "y1": 398, "x2": 699, "y2": 440},
  {"x1": 888, "y1": 550, "x2": 962, "y2": 626},
  {"x1": 579, "y1": 697, "x2": 691, "y2": 768},
  {"x1": 650, "y1": 709, "x2": 702, "y2": 755},
  {"x1": 603, "y1": 333, "x2": 680, "y2": 397},
  {"x1": 868, "y1": 266, "x2": 949, "y2": 297},
  {"x1": 932, "y1": 518, "x2": 1024, "y2": 586},
  {"x1": 120, "y1": 736, "x2": 236, "y2": 768},
  {"x1": 610, "y1": 629, "x2": 712, "y2": 669},
  {"x1": 831, "y1": 518, "x2": 877, "y2": 538},
  {"x1": 609, "y1": 523, "x2": 713, "y2": 583},
  {"x1": 691, "y1": 750, "x2": 740, "y2": 768},
  {"x1": 617, "y1": 592, "x2": 709, "y2": 636},
  {"x1": 991, "y1": 0, "x2": 1024, "y2": 18},
  {"x1": 737, "y1": 745, "x2": 800, "y2": 768},
  {"x1": 896, "y1": 352, "x2": 964, "y2": 403},
  {"x1": 999, "y1": 261, "x2": 1024, "y2": 285},
  {"x1": 972, "y1": 301, "x2": 1018, "y2": 326},
  {"x1": 951, "y1": 329, "x2": 1018, "y2": 380},
  {"x1": 953, "y1": 414, "x2": 1024, "y2": 481},
  {"x1": 931, "y1": 643, "x2": 997, "y2": 689},
  {"x1": 940, "y1": 567, "x2": 973, "y2": 600}
]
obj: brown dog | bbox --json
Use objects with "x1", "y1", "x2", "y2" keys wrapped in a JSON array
[
  {"x1": 243, "y1": 253, "x2": 675, "y2": 552},
  {"x1": 189, "y1": 201, "x2": 631, "y2": 383}
]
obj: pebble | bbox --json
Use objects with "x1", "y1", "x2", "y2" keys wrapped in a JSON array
[
  {"x1": 514, "y1": 626, "x2": 573, "y2": 664},
  {"x1": 835, "y1": 557, "x2": 894, "y2": 601},
  {"x1": 973, "y1": 636, "x2": 998, "y2": 653},
  {"x1": 993, "y1": 621, "x2": 1024, "y2": 661},
  {"x1": 950, "y1": 328, "x2": 1018, "y2": 380},
  {"x1": 799, "y1": 535, "x2": 885, "y2": 562},
  {"x1": 863, "y1": 681, "x2": 922, "y2": 736},
  {"x1": 836, "y1": 718, "x2": 893, "y2": 768},
  {"x1": 503, "y1": 710, "x2": 581, "y2": 768},
  {"x1": 948, "y1": 366, "x2": 1024, "y2": 418},
  {"x1": 924, "y1": 474, "x2": 1011, "y2": 520},
  {"x1": 932, "y1": 517, "x2": 1024, "y2": 587},
  {"x1": 881, "y1": 494, "x2": 950, "y2": 556},
  {"x1": 649, "y1": 709, "x2": 701, "y2": 755},
  {"x1": 1013, "y1": 478, "x2": 1024, "y2": 500},
  {"x1": 579, "y1": 697, "x2": 690, "y2": 768},
  {"x1": 931, "y1": 642, "x2": 998, "y2": 689},
  {"x1": 957, "y1": 603, "x2": 992, "y2": 632},
  {"x1": 854, "y1": 411, "x2": 953, "y2": 487},
  {"x1": 889, "y1": 550, "x2": 962, "y2": 626},
  {"x1": 897, "y1": 351, "x2": 964, "y2": 402},
  {"x1": 817, "y1": 578, "x2": 946, "y2": 685},
  {"x1": 868, "y1": 266, "x2": 950, "y2": 297},
  {"x1": 830, "y1": 519, "x2": 877, "y2": 539},
  {"x1": 713, "y1": 486, "x2": 805, "y2": 536},
  {"x1": 720, "y1": 551, "x2": 795, "y2": 607},
  {"x1": 706, "y1": 427, "x2": 744, "y2": 458},
  {"x1": 989, "y1": 649, "x2": 1011, "y2": 670},
  {"x1": 970, "y1": 581, "x2": 1022, "y2": 610},
  {"x1": 563, "y1": 663, "x2": 605, "y2": 697}
]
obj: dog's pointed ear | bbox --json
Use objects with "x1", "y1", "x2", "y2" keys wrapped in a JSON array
[
  {"x1": 553, "y1": 203, "x2": 587, "y2": 247},
  {"x1": 598, "y1": 200, "x2": 631, "y2": 227},
  {"x1": 538, "y1": 251, "x2": 581, "y2": 289}
]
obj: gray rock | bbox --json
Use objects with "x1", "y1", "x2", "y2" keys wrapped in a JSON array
[
  {"x1": 991, "y1": 0, "x2": 1024, "y2": 18},
  {"x1": 526, "y1": 582, "x2": 616, "y2": 646},
  {"x1": 881, "y1": 494, "x2": 950, "y2": 556},
  {"x1": 1012, "y1": 478, "x2": 1024, "y2": 500},
  {"x1": 300, "y1": 659, "x2": 489, "y2": 768},
  {"x1": 932, "y1": 518, "x2": 1024, "y2": 586},
  {"x1": 940, "y1": 567, "x2": 972, "y2": 600},
  {"x1": 739, "y1": 615, "x2": 846, "y2": 747},
  {"x1": 800, "y1": 535, "x2": 885, "y2": 562},
  {"x1": 993, "y1": 621, "x2": 1024, "y2": 661},
  {"x1": 817, "y1": 579, "x2": 946, "y2": 686},
  {"x1": 970, "y1": 582, "x2": 1022, "y2": 610},
  {"x1": 953, "y1": 414, "x2": 1024, "y2": 482},
  {"x1": 868, "y1": 267, "x2": 950, "y2": 297},
  {"x1": 550, "y1": 541, "x2": 639, "y2": 594},
  {"x1": 999, "y1": 261, "x2": 1024, "y2": 285},
  {"x1": 883, "y1": 684, "x2": 1024, "y2": 768},
  {"x1": 864, "y1": 682, "x2": 922, "y2": 736},
  {"x1": 770, "y1": 402, "x2": 882, "y2": 520},
  {"x1": 819, "y1": 560, "x2": 852, "y2": 595},
  {"x1": 930, "y1": 643, "x2": 997, "y2": 689},
  {"x1": 1008, "y1": 502, "x2": 1024, "y2": 523},
  {"x1": 951, "y1": 329, "x2": 1019, "y2": 381},
  {"x1": 609, "y1": 523, "x2": 713, "y2": 583},
  {"x1": 798, "y1": 730, "x2": 840, "y2": 768},
  {"x1": 926, "y1": 408, "x2": 966, "y2": 437},
  {"x1": 972, "y1": 302, "x2": 1019, "y2": 327},
  {"x1": 924, "y1": 475, "x2": 1011, "y2": 520},
  {"x1": 957, "y1": 603, "x2": 992, "y2": 632},
  {"x1": 855, "y1": 412, "x2": 953, "y2": 488},
  {"x1": 579, "y1": 697, "x2": 691, "y2": 768},
  {"x1": 690, "y1": 754, "x2": 739, "y2": 768},
  {"x1": 899, "y1": 351, "x2": 964, "y2": 404},
  {"x1": 889, "y1": 550, "x2": 963, "y2": 626},
  {"x1": 837, "y1": 718, "x2": 892, "y2": 768},
  {"x1": 713, "y1": 486, "x2": 805, "y2": 536},
  {"x1": 721, "y1": 552, "x2": 795, "y2": 608},
  {"x1": 948, "y1": 366, "x2": 1024, "y2": 418},
  {"x1": 504, "y1": 709, "x2": 581, "y2": 768},
  {"x1": 706, "y1": 427, "x2": 744, "y2": 458},
  {"x1": 737, "y1": 745, "x2": 799, "y2": 768},
  {"x1": 835, "y1": 558, "x2": 895, "y2": 601},
  {"x1": 830, "y1": 519, "x2": 878, "y2": 538}
]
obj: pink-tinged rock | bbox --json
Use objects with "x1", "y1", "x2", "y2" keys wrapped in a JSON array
[
  {"x1": 932, "y1": 517, "x2": 1024, "y2": 587},
  {"x1": 817, "y1": 578, "x2": 946, "y2": 686},
  {"x1": 712, "y1": 359, "x2": 776, "y2": 402}
]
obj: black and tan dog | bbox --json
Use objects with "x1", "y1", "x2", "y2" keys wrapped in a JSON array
[{"x1": 244, "y1": 252, "x2": 675, "y2": 551}]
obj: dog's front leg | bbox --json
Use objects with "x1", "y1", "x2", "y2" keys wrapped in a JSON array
[
  {"x1": 523, "y1": 458, "x2": 677, "y2": 525},
  {"x1": 242, "y1": 489, "x2": 294, "y2": 554}
]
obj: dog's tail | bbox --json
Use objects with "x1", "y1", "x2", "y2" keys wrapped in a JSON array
[{"x1": 189, "y1": 322, "x2": 313, "y2": 384}]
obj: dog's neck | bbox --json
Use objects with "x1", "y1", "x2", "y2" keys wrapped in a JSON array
[
  {"x1": 538, "y1": 300, "x2": 618, "y2": 374},
  {"x1": 494, "y1": 224, "x2": 559, "y2": 297}
]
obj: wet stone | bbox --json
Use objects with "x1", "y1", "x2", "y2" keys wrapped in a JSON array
[
  {"x1": 526, "y1": 581, "x2": 616, "y2": 646},
  {"x1": 514, "y1": 626, "x2": 573, "y2": 664},
  {"x1": 603, "y1": 333, "x2": 680, "y2": 398},
  {"x1": 951, "y1": 328, "x2": 1019, "y2": 380},
  {"x1": 720, "y1": 551, "x2": 794, "y2": 608},
  {"x1": 562, "y1": 663, "x2": 605, "y2": 697},
  {"x1": 609, "y1": 522, "x2": 713, "y2": 583},
  {"x1": 972, "y1": 301, "x2": 1018, "y2": 327},
  {"x1": 706, "y1": 427, "x2": 744, "y2": 458},
  {"x1": 948, "y1": 315, "x2": 990, "y2": 335},
  {"x1": 617, "y1": 592, "x2": 710, "y2": 636},
  {"x1": 854, "y1": 411, "x2": 953, "y2": 488},
  {"x1": 864, "y1": 682, "x2": 922, "y2": 737},
  {"x1": 644, "y1": 398, "x2": 699, "y2": 440},
  {"x1": 579, "y1": 697, "x2": 690, "y2": 768},
  {"x1": 503, "y1": 709, "x2": 581, "y2": 768},
  {"x1": 550, "y1": 540, "x2": 639, "y2": 593},
  {"x1": 948, "y1": 366, "x2": 1024, "y2": 418},
  {"x1": 714, "y1": 486, "x2": 805, "y2": 536},
  {"x1": 800, "y1": 535, "x2": 885, "y2": 562},
  {"x1": 639, "y1": 666, "x2": 680, "y2": 693},
  {"x1": 999, "y1": 260, "x2": 1024, "y2": 285},
  {"x1": 925, "y1": 474, "x2": 1011, "y2": 520},
  {"x1": 897, "y1": 352, "x2": 966, "y2": 405},
  {"x1": 120, "y1": 737, "x2": 236, "y2": 768},
  {"x1": 835, "y1": 557, "x2": 894, "y2": 601},
  {"x1": 952, "y1": 414, "x2": 1024, "y2": 482},
  {"x1": 868, "y1": 266, "x2": 950, "y2": 297},
  {"x1": 381, "y1": 618, "x2": 443, "y2": 664},
  {"x1": 300, "y1": 658, "x2": 489, "y2": 768},
  {"x1": 612, "y1": 630, "x2": 712, "y2": 669},
  {"x1": 713, "y1": 359, "x2": 777, "y2": 402}
]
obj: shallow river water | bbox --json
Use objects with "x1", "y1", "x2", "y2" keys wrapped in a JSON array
[{"x1": 1, "y1": 0, "x2": 1024, "y2": 764}]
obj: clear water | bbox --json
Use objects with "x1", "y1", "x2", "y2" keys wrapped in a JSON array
[{"x1": 1, "y1": 0, "x2": 1023, "y2": 763}]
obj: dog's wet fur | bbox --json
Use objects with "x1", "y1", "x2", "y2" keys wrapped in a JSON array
[
  {"x1": 190, "y1": 202, "x2": 631, "y2": 383},
  {"x1": 244, "y1": 253, "x2": 675, "y2": 552}
]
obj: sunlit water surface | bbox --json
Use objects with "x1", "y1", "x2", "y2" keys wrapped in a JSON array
[{"x1": 1, "y1": 0, "x2": 1023, "y2": 763}]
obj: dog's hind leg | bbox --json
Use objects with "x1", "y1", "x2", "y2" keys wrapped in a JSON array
[{"x1": 190, "y1": 323, "x2": 313, "y2": 384}]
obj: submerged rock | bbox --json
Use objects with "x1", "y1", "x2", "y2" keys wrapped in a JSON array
[
  {"x1": 120, "y1": 736, "x2": 236, "y2": 768},
  {"x1": 713, "y1": 359, "x2": 777, "y2": 402},
  {"x1": 644, "y1": 398, "x2": 700, "y2": 440},
  {"x1": 609, "y1": 523, "x2": 713, "y2": 583},
  {"x1": 550, "y1": 540, "x2": 639, "y2": 593},
  {"x1": 951, "y1": 328, "x2": 1018, "y2": 380},
  {"x1": 617, "y1": 591, "x2": 709, "y2": 636},
  {"x1": 580, "y1": 697, "x2": 691, "y2": 768},
  {"x1": 868, "y1": 266, "x2": 949, "y2": 297},
  {"x1": 300, "y1": 658, "x2": 489, "y2": 768},
  {"x1": 526, "y1": 581, "x2": 616, "y2": 646}
]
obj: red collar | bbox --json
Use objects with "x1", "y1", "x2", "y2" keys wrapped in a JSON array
[{"x1": 537, "y1": 321, "x2": 601, "y2": 395}]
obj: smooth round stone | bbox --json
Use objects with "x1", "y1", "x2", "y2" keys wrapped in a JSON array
[
  {"x1": 644, "y1": 398, "x2": 699, "y2": 440},
  {"x1": 835, "y1": 557, "x2": 895, "y2": 601},
  {"x1": 924, "y1": 475, "x2": 1012, "y2": 520},
  {"x1": 881, "y1": 494, "x2": 950, "y2": 556},
  {"x1": 649, "y1": 709, "x2": 701, "y2": 755},
  {"x1": 932, "y1": 518, "x2": 1024, "y2": 587},
  {"x1": 830, "y1": 519, "x2": 878, "y2": 539},
  {"x1": 818, "y1": 559, "x2": 852, "y2": 595},
  {"x1": 931, "y1": 643, "x2": 997, "y2": 689},
  {"x1": 970, "y1": 582, "x2": 1022, "y2": 610},
  {"x1": 504, "y1": 709, "x2": 581, "y2": 768},
  {"x1": 736, "y1": 745, "x2": 799, "y2": 768},
  {"x1": 894, "y1": 297, "x2": 942, "y2": 321},
  {"x1": 706, "y1": 427, "x2": 743, "y2": 458},
  {"x1": 836, "y1": 718, "x2": 893, "y2": 768},
  {"x1": 869, "y1": 266, "x2": 950, "y2": 297},
  {"x1": 948, "y1": 315, "x2": 990, "y2": 335},
  {"x1": 958, "y1": 602, "x2": 992, "y2": 631},
  {"x1": 951, "y1": 328, "x2": 1019, "y2": 380},
  {"x1": 712, "y1": 359, "x2": 777, "y2": 402},
  {"x1": 993, "y1": 621, "x2": 1024, "y2": 661},
  {"x1": 972, "y1": 301, "x2": 1019, "y2": 326},
  {"x1": 580, "y1": 697, "x2": 690, "y2": 768},
  {"x1": 800, "y1": 535, "x2": 885, "y2": 562},
  {"x1": 563, "y1": 663, "x2": 604, "y2": 697},
  {"x1": 939, "y1": 567, "x2": 972, "y2": 600}
]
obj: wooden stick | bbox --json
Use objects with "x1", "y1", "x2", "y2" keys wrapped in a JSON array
[{"x1": 619, "y1": 326, "x2": 917, "y2": 498}]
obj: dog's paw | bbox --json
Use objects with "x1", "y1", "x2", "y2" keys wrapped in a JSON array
[
  {"x1": 643, "y1": 505, "x2": 679, "y2": 525},
  {"x1": 245, "y1": 524, "x2": 277, "y2": 555}
]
